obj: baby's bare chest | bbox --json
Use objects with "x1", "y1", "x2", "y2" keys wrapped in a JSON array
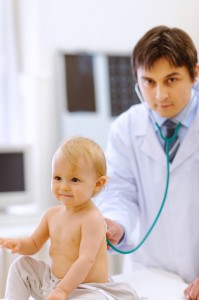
[{"x1": 49, "y1": 215, "x2": 82, "y2": 246}]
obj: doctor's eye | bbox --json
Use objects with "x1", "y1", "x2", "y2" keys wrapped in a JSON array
[
  {"x1": 167, "y1": 77, "x2": 177, "y2": 84},
  {"x1": 143, "y1": 79, "x2": 155, "y2": 86}
]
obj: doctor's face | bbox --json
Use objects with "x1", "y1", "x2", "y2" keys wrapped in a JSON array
[{"x1": 137, "y1": 57, "x2": 197, "y2": 118}]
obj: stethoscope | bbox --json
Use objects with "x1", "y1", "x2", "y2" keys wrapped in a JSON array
[{"x1": 107, "y1": 81, "x2": 199, "y2": 254}]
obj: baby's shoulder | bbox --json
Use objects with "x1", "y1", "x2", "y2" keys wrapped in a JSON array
[
  {"x1": 45, "y1": 205, "x2": 62, "y2": 217},
  {"x1": 83, "y1": 206, "x2": 105, "y2": 226}
]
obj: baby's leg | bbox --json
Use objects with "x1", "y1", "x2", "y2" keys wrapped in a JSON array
[
  {"x1": 5, "y1": 256, "x2": 50, "y2": 300},
  {"x1": 68, "y1": 282, "x2": 139, "y2": 300},
  {"x1": 68, "y1": 288, "x2": 109, "y2": 300}
]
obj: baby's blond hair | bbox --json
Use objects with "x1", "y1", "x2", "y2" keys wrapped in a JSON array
[{"x1": 56, "y1": 136, "x2": 107, "y2": 178}]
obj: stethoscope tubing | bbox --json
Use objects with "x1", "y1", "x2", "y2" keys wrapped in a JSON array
[
  {"x1": 106, "y1": 82, "x2": 187, "y2": 254},
  {"x1": 106, "y1": 136, "x2": 173, "y2": 254}
]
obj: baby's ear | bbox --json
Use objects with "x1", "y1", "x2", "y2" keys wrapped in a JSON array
[{"x1": 95, "y1": 176, "x2": 107, "y2": 192}]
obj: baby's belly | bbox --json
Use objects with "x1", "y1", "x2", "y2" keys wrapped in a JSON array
[
  {"x1": 50, "y1": 253, "x2": 73, "y2": 279},
  {"x1": 50, "y1": 253, "x2": 109, "y2": 283},
  {"x1": 49, "y1": 242, "x2": 80, "y2": 276},
  {"x1": 49, "y1": 242, "x2": 109, "y2": 283}
]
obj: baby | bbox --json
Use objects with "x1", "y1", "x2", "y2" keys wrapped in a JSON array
[{"x1": 0, "y1": 136, "x2": 139, "y2": 300}]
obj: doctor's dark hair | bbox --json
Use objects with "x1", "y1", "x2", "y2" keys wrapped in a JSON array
[{"x1": 132, "y1": 25, "x2": 198, "y2": 81}]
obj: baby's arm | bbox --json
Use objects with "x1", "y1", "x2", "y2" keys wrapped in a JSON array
[
  {"x1": 0, "y1": 209, "x2": 50, "y2": 255},
  {"x1": 48, "y1": 215, "x2": 106, "y2": 299},
  {"x1": 0, "y1": 236, "x2": 37, "y2": 254}
]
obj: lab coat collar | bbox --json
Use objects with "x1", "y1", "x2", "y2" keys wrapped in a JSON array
[
  {"x1": 173, "y1": 104, "x2": 199, "y2": 170},
  {"x1": 133, "y1": 103, "x2": 199, "y2": 170},
  {"x1": 133, "y1": 104, "x2": 166, "y2": 166}
]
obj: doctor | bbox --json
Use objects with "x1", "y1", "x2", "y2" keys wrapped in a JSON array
[{"x1": 96, "y1": 26, "x2": 199, "y2": 300}]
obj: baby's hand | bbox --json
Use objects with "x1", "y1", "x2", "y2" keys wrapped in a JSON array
[
  {"x1": 46, "y1": 287, "x2": 68, "y2": 300},
  {"x1": 0, "y1": 238, "x2": 21, "y2": 254}
]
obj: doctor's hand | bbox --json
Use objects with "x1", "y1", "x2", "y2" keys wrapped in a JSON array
[
  {"x1": 104, "y1": 218, "x2": 124, "y2": 250},
  {"x1": 184, "y1": 278, "x2": 199, "y2": 300}
]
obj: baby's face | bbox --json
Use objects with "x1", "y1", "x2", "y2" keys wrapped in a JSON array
[{"x1": 51, "y1": 155, "x2": 99, "y2": 210}]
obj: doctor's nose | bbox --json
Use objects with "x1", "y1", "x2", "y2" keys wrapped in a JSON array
[{"x1": 155, "y1": 84, "x2": 169, "y2": 101}]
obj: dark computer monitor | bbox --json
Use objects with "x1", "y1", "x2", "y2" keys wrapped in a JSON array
[{"x1": 0, "y1": 145, "x2": 32, "y2": 210}]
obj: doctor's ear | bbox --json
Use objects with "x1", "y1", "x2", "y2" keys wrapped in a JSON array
[{"x1": 194, "y1": 64, "x2": 199, "y2": 83}]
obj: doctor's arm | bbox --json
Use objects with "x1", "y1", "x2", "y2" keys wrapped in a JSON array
[{"x1": 96, "y1": 120, "x2": 139, "y2": 249}]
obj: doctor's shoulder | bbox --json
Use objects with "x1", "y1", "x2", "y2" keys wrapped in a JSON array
[{"x1": 111, "y1": 103, "x2": 146, "y2": 131}]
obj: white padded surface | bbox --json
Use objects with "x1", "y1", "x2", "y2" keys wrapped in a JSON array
[
  {"x1": 1, "y1": 268, "x2": 187, "y2": 300},
  {"x1": 113, "y1": 267, "x2": 187, "y2": 300}
]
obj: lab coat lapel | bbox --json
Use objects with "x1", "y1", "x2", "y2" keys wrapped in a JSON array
[
  {"x1": 141, "y1": 123, "x2": 166, "y2": 166},
  {"x1": 134, "y1": 103, "x2": 199, "y2": 168},
  {"x1": 171, "y1": 106, "x2": 199, "y2": 170},
  {"x1": 134, "y1": 106, "x2": 166, "y2": 166}
]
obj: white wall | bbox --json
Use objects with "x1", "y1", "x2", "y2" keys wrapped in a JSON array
[
  {"x1": 16, "y1": 0, "x2": 199, "y2": 211},
  {"x1": 33, "y1": 0, "x2": 199, "y2": 71},
  {"x1": 1, "y1": 0, "x2": 199, "y2": 295}
]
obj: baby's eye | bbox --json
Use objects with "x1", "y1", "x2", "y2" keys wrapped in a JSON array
[
  {"x1": 71, "y1": 177, "x2": 80, "y2": 182},
  {"x1": 54, "y1": 176, "x2": 61, "y2": 181}
]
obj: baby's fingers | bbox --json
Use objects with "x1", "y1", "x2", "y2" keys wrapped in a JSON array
[
  {"x1": 11, "y1": 245, "x2": 19, "y2": 254},
  {"x1": 0, "y1": 239, "x2": 16, "y2": 250},
  {"x1": 0, "y1": 238, "x2": 8, "y2": 247}
]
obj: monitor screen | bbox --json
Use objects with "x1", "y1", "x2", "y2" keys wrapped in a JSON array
[
  {"x1": 64, "y1": 54, "x2": 96, "y2": 112},
  {"x1": 0, "y1": 145, "x2": 32, "y2": 210}
]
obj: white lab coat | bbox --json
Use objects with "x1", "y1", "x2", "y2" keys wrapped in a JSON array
[{"x1": 96, "y1": 94, "x2": 199, "y2": 283}]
